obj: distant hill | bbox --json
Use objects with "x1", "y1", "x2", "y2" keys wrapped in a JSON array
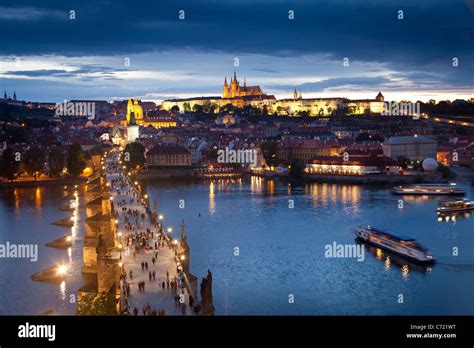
[{"x1": 0, "y1": 101, "x2": 55, "y2": 121}]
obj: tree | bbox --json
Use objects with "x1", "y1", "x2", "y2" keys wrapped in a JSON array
[
  {"x1": 221, "y1": 103, "x2": 235, "y2": 114},
  {"x1": 260, "y1": 140, "x2": 279, "y2": 167},
  {"x1": 438, "y1": 163, "x2": 457, "y2": 179},
  {"x1": 289, "y1": 159, "x2": 304, "y2": 180},
  {"x1": 183, "y1": 102, "x2": 191, "y2": 113},
  {"x1": 171, "y1": 105, "x2": 180, "y2": 113},
  {"x1": 209, "y1": 103, "x2": 218, "y2": 114},
  {"x1": 67, "y1": 143, "x2": 86, "y2": 176},
  {"x1": 192, "y1": 104, "x2": 203, "y2": 113},
  {"x1": 202, "y1": 100, "x2": 212, "y2": 113},
  {"x1": 24, "y1": 146, "x2": 45, "y2": 180},
  {"x1": 123, "y1": 141, "x2": 146, "y2": 170},
  {"x1": 48, "y1": 146, "x2": 65, "y2": 177},
  {"x1": 206, "y1": 148, "x2": 219, "y2": 159},
  {"x1": 0, "y1": 147, "x2": 20, "y2": 181},
  {"x1": 90, "y1": 145, "x2": 105, "y2": 156}
]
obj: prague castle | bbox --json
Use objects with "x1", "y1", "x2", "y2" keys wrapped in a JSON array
[
  {"x1": 223, "y1": 71, "x2": 264, "y2": 98},
  {"x1": 161, "y1": 72, "x2": 385, "y2": 116}
]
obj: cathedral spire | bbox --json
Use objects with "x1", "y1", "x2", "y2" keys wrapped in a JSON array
[
  {"x1": 13, "y1": 91, "x2": 16, "y2": 101},
  {"x1": 233, "y1": 70, "x2": 237, "y2": 82},
  {"x1": 244, "y1": 77, "x2": 246, "y2": 87},
  {"x1": 224, "y1": 76, "x2": 228, "y2": 85}
]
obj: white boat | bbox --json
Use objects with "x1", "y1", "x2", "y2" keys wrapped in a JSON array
[
  {"x1": 355, "y1": 226, "x2": 435, "y2": 263},
  {"x1": 393, "y1": 183, "x2": 465, "y2": 195},
  {"x1": 437, "y1": 198, "x2": 474, "y2": 213}
]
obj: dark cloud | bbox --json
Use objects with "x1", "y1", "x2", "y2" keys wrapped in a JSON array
[
  {"x1": 4, "y1": 69, "x2": 70, "y2": 77},
  {"x1": 252, "y1": 68, "x2": 280, "y2": 74},
  {"x1": 274, "y1": 76, "x2": 392, "y2": 92},
  {"x1": 0, "y1": 0, "x2": 472, "y2": 99}
]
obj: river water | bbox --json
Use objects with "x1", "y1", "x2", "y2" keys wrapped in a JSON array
[{"x1": 0, "y1": 178, "x2": 473, "y2": 315}]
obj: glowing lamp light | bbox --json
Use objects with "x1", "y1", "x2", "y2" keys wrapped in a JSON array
[
  {"x1": 167, "y1": 227, "x2": 172, "y2": 233},
  {"x1": 144, "y1": 194, "x2": 148, "y2": 199},
  {"x1": 159, "y1": 215, "x2": 164, "y2": 220},
  {"x1": 56, "y1": 264, "x2": 68, "y2": 276},
  {"x1": 117, "y1": 232, "x2": 122, "y2": 237},
  {"x1": 66, "y1": 236, "x2": 72, "y2": 242},
  {"x1": 180, "y1": 255, "x2": 185, "y2": 261},
  {"x1": 134, "y1": 181, "x2": 138, "y2": 185},
  {"x1": 118, "y1": 262, "x2": 123, "y2": 268},
  {"x1": 172, "y1": 240, "x2": 178, "y2": 245},
  {"x1": 115, "y1": 219, "x2": 119, "y2": 224}
]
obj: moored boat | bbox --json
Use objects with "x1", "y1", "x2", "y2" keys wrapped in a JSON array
[
  {"x1": 393, "y1": 183, "x2": 465, "y2": 195},
  {"x1": 437, "y1": 198, "x2": 474, "y2": 213},
  {"x1": 355, "y1": 226, "x2": 435, "y2": 263}
]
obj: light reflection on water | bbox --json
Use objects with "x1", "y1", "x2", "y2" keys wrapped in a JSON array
[
  {"x1": 0, "y1": 185, "x2": 86, "y2": 315},
  {"x1": 145, "y1": 177, "x2": 474, "y2": 315},
  {"x1": 0, "y1": 178, "x2": 473, "y2": 315}
]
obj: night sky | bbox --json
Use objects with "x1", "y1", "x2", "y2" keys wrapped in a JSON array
[{"x1": 0, "y1": 0, "x2": 472, "y2": 102}]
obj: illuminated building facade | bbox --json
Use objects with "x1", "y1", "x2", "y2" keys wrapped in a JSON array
[
  {"x1": 306, "y1": 155, "x2": 399, "y2": 175},
  {"x1": 161, "y1": 75, "x2": 385, "y2": 116},
  {"x1": 126, "y1": 98, "x2": 177, "y2": 128}
]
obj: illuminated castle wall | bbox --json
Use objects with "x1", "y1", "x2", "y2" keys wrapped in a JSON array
[{"x1": 161, "y1": 76, "x2": 385, "y2": 116}]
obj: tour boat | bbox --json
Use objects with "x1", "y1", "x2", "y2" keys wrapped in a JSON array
[
  {"x1": 355, "y1": 226, "x2": 435, "y2": 263},
  {"x1": 392, "y1": 183, "x2": 465, "y2": 195},
  {"x1": 437, "y1": 198, "x2": 474, "y2": 213}
]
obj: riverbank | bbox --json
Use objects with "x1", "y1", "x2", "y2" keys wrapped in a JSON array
[
  {"x1": 0, "y1": 177, "x2": 87, "y2": 188},
  {"x1": 303, "y1": 172, "x2": 444, "y2": 184}
]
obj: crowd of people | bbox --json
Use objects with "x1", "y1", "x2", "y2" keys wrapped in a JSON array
[{"x1": 107, "y1": 154, "x2": 196, "y2": 316}]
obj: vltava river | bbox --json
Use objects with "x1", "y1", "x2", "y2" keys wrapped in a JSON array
[{"x1": 0, "y1": 178, "x2": 473, "y2": 315}]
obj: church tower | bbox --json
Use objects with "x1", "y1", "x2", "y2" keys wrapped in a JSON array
[
  {"x1": 13, "y1": 91, "x2": 16, "y2": 101},
  {"x1": 126, "y1": 99, "x2": 133, "y2": 123},
  {"x1": 230, "y1": 71, "x2": 239, "y2": 98},
  {"x1": 223, "y1": 77, "x2": 229, "y2": 98},
  {"x1": 376, "y1": 91, "x2": 384, "y2": 102},
  {"x1": 127, "y1": 111, "x2": 139, "y2": 143}
]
